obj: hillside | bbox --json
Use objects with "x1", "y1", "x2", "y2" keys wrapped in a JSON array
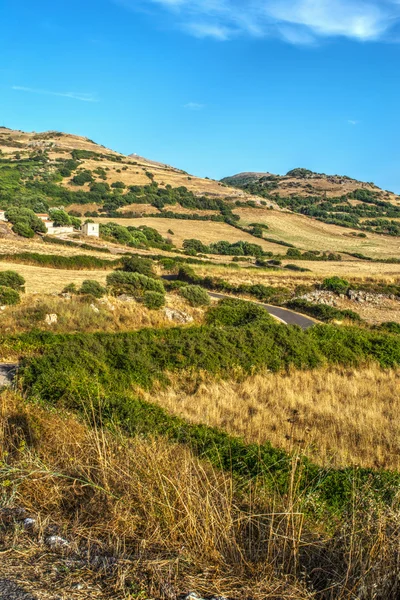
[
  {"x1": 222, "y1": 168, "x2": 400, "y2": 235},
  {"x1": 0, "y1": 126, "x2": 257, "y2": 203}
]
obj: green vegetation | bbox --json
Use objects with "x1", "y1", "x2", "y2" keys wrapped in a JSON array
[
  {"x1": 5, "y1": 207, "x2": 47, "y2": 238},
  {"x1": 0, "y1": 252, "x2": 119, "y2": 270},
  {"x1": 80, "y1": 279, "x2": 106, "y2": 298},
  {"x1": 0, "y1": 286, "x2": 20, "y2": 305},
  {"x1": 322, "y1": 276, "x2": 350, "y2": 295},
  {"x1": 0, "y1": 270, "x2": 25, "y2": 291},
  {"x1": 106, "y1": 271, "x2": 165, "y2": 297},
  {"x1": 17, "y1": 318, "x2": 400, "y2": 512},
  {"x1": 100, "y1": 222, "x2": 173, "y2": 251},
  {"x1": 287, "y1": 299, "x2": 362, "y2": 323},
  {"x1": 143, "y1": 290, "x2": 166, "y2": 310},
  {"x1": 175, "y1": 264, "x2": 291, "y2": 305},
  {"x1": 179, "y1": 284, "x2": 210, "y2": 307}
]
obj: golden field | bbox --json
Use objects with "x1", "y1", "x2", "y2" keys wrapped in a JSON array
[
  {"x1": 146, "y1": 365, "x2": 400, "y2": 471},
  {"x1": 237, "y1": 208, "x2": 400, "y2": 259}
]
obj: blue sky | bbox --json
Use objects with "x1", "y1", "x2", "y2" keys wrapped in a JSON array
[{"x1": 1, "y1": 0, "x2": 400, "y2": 192}]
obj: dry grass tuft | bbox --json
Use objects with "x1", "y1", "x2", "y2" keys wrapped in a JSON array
[{"x1": 144, "y1": 365, "x2": 400, "y2": 470}]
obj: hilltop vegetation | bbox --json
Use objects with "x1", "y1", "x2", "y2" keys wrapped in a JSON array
[{"x1": 222, "y1": 168, "x2": 400, "y2": 236}]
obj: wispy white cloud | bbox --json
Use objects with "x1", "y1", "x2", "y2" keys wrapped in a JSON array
[
  {"x1": 118, "y1": 0, "x2": 400, "y2": 43},
  {"x1": 12, "y1": 86, "x2": 98, "y2": 102},
  {"x1": 348, "y1": 119, "x2": 360, "y2": 125},
  {"x1": 184, "y1": 102, "x2": 205, "y2": 110}
]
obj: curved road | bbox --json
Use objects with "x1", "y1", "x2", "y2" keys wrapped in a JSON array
[{"x1": 208, "y1": 292, "x2": 316, "y2": 329}]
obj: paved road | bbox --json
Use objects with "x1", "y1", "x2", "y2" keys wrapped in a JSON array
[{"x1": 208, "y1": 292, "x2": 316, "y2": 329}]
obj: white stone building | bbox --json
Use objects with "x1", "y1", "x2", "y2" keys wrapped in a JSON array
[{"x1": 81, "y1": 223, "x2": 99, "y2": 237}]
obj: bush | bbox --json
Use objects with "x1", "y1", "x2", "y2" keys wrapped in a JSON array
[
  {"x1": 120, "y1": 256, "x2": 157, "y2": 278},
  {"x1": 106, "y1": 271, "x2": 165, "y2": 297},
  {"x1": 12, "y1": 222, "x2": 35, "y2": 238},
  {"x1": 179, "y1": 285, "x2": 210, "y2": 307},
  {"x1": 287, "y1": 299, "x2": 361, "y2": 323},
  {"x1": 0, "y1": 271, "x2": 25, "y2": 291},
  {"x1": 80, "y1": 280, "x2": 106, "y2": 298},
  {"x1": 143, "y1": 291, "x2": 165, "y2": 310},
  {"x1": 206, "y1": 298, "x2": 272, "y2": 327},
  {"x1": 63, "y1": 283, "x2": 78, "y2": 294},
  {"x1": 322, "y1": 276, "x2": 350, "y2": 295},
  {"x1": 0, "y1": 286, "x2": 20, "y2": 305}
]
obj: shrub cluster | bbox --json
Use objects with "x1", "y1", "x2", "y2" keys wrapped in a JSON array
[{"x1": 287, "y1": 299, "x2": 362, "y2": 323}]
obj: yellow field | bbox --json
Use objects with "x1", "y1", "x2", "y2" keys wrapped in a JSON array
[
  {"x1": 93, "y1": 216, "x2": 286, "y2": 253},
  {"x1": 237, "y1": 208, "x2": 400, "y2": 259},
  {"x1": 0, "y1": 261, "x2": 108, "y2": 293},
  {"x1": 147, "y1": 365, "x2": 400, "y2": 470}
]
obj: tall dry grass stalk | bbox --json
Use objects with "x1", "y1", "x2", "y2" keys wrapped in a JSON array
[
  {"x1": 1, "y1": 392, "x2": 400, "y2": 598},
  {"x1": 144, "y1": 364, "x2": 400, "y2": 470}
]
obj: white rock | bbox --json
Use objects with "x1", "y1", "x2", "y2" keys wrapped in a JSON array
[
  {"x1": 164, "y1": 308, "x2": 194, "y2": 324},
  {"x1": 46, "y1": 535, "x2": 69, "y2": 548},
  {"x1": 45, "y1": 313, "x2": 58, "y2": 325},
  {"x1": 90, "y1": 304, "x2": 100, "y2": 313},
  {"x1": 23, "y1": 517, "x2": 36, "y2": 529}
]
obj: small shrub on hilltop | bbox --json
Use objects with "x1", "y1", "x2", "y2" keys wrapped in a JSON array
[
  {"x1": 179, "y1": 285, "x2": 210, "y2": 307},
  {"x1": 0, "y1": 286, "x2": 20, "y2": 305},
  {"x1": 106, "y1": 271, "x2": 164, "y2": 297},
  {"x1": 63, "y1": 283, "x2": 78, "y2": 294},
  {"x1": 80, "y1": 280, "x2": 106, "y2": 299},
  {"x1": 322, "y1": 276, "x2": 350, "y2": 295},
  {"x1": 143, "y1": 291, "x2": 165, "y2": 310},
  {"x1": 0, "y1": 271, "x2": 25, "y2": 291}
]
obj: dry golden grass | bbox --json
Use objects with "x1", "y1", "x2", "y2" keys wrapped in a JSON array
[
  {"x1": 195, "y1": 261, "x2": 400, "y2": 285},
  {"x1": 0, "y1": 293, "x2": 204, "y2": 338},
  {"x1": 0, "y1": 392, "x2": 312, "y2": 599},
  {"x1": 0, "y1": 234, "x2": 119, "y2": 259},
  {"x1": 2, "y1": 391, "x2": 400, "y2": 599},
  {"x1": 237, "y1": 208, "x2": 400, "y2": 259},
  {"x1": 145, "y1": 365, "x2": 400, "y2": 471},
  {"x1": 0, "y1": 261, "x2": 109, "y2": 293},
  {"x1": 93, "y1": 216, "x2": 285, "y2": 253}
]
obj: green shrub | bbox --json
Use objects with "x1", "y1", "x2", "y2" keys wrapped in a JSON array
[
  {"x1": 120, "y1": 256, "x2": 157, "y2": 278},
  {"x1": 287, "y1": 299, "x2": 361, "y2": 323},
  {"x1": 206, "y1": 298, "x2": 273, "y2": 327},
  {"x1": 63, "y1": 283, "x2": 78, "y2": 294},
  {"x1": 322, "y1": 276, "x2": 350, "y2": 295},
  {"x1": 106, "y1": 271, "x2": 164, "y2": 297},
  {"x1": 80, "y1": 280, "x2": 106, "y2": 298},
  {"x1": 0, "y1": 286, "x2": 20, "y2": 305},
  {"x1": 12, "y1": 222, "x2": 35, "y2": 238},
  {"x1": 0, "y1": 252, "x2": 118, "y2": 271},
  {"x1": 143, "y1": 291, "x2": 165, "y2": 310},
  {"x1": 379, "y1": 322, "x2": 400, "y2": 334},
  {"x1": 0, "y1": 271, "x2": 25, "y2": 291},
  {"x1": 179, "y1": 285, "x2": 210, "y2": 307}
]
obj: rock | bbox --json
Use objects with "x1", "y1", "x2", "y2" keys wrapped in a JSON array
[
  {"x1": 164, "y1": 308, "x2": 194, "y2": 324},
  {"x1": 0, "y1": 306, "x2": 6, "y2": 311},
  {"x1": 44, "y1": 314, "x2": 58, "y2": 326},
  {"x1": 23, "y1": 518, "x2": 36, "y2": 530},
  {"x1": 90, "y1": 303, "x2": 100, "y2": 313},
  {"x1": 0, "y1": 364, "x2": 18, "y2": 388},
  {"x1": 117, "y1": 294, "x2": 136, "y2": 302},
  {"x1": 60, "y1": 293, "x2": 71, "y2": 300},
  {"x1": 45, "y1": 535, "x2": 69, "y2": 549}
]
